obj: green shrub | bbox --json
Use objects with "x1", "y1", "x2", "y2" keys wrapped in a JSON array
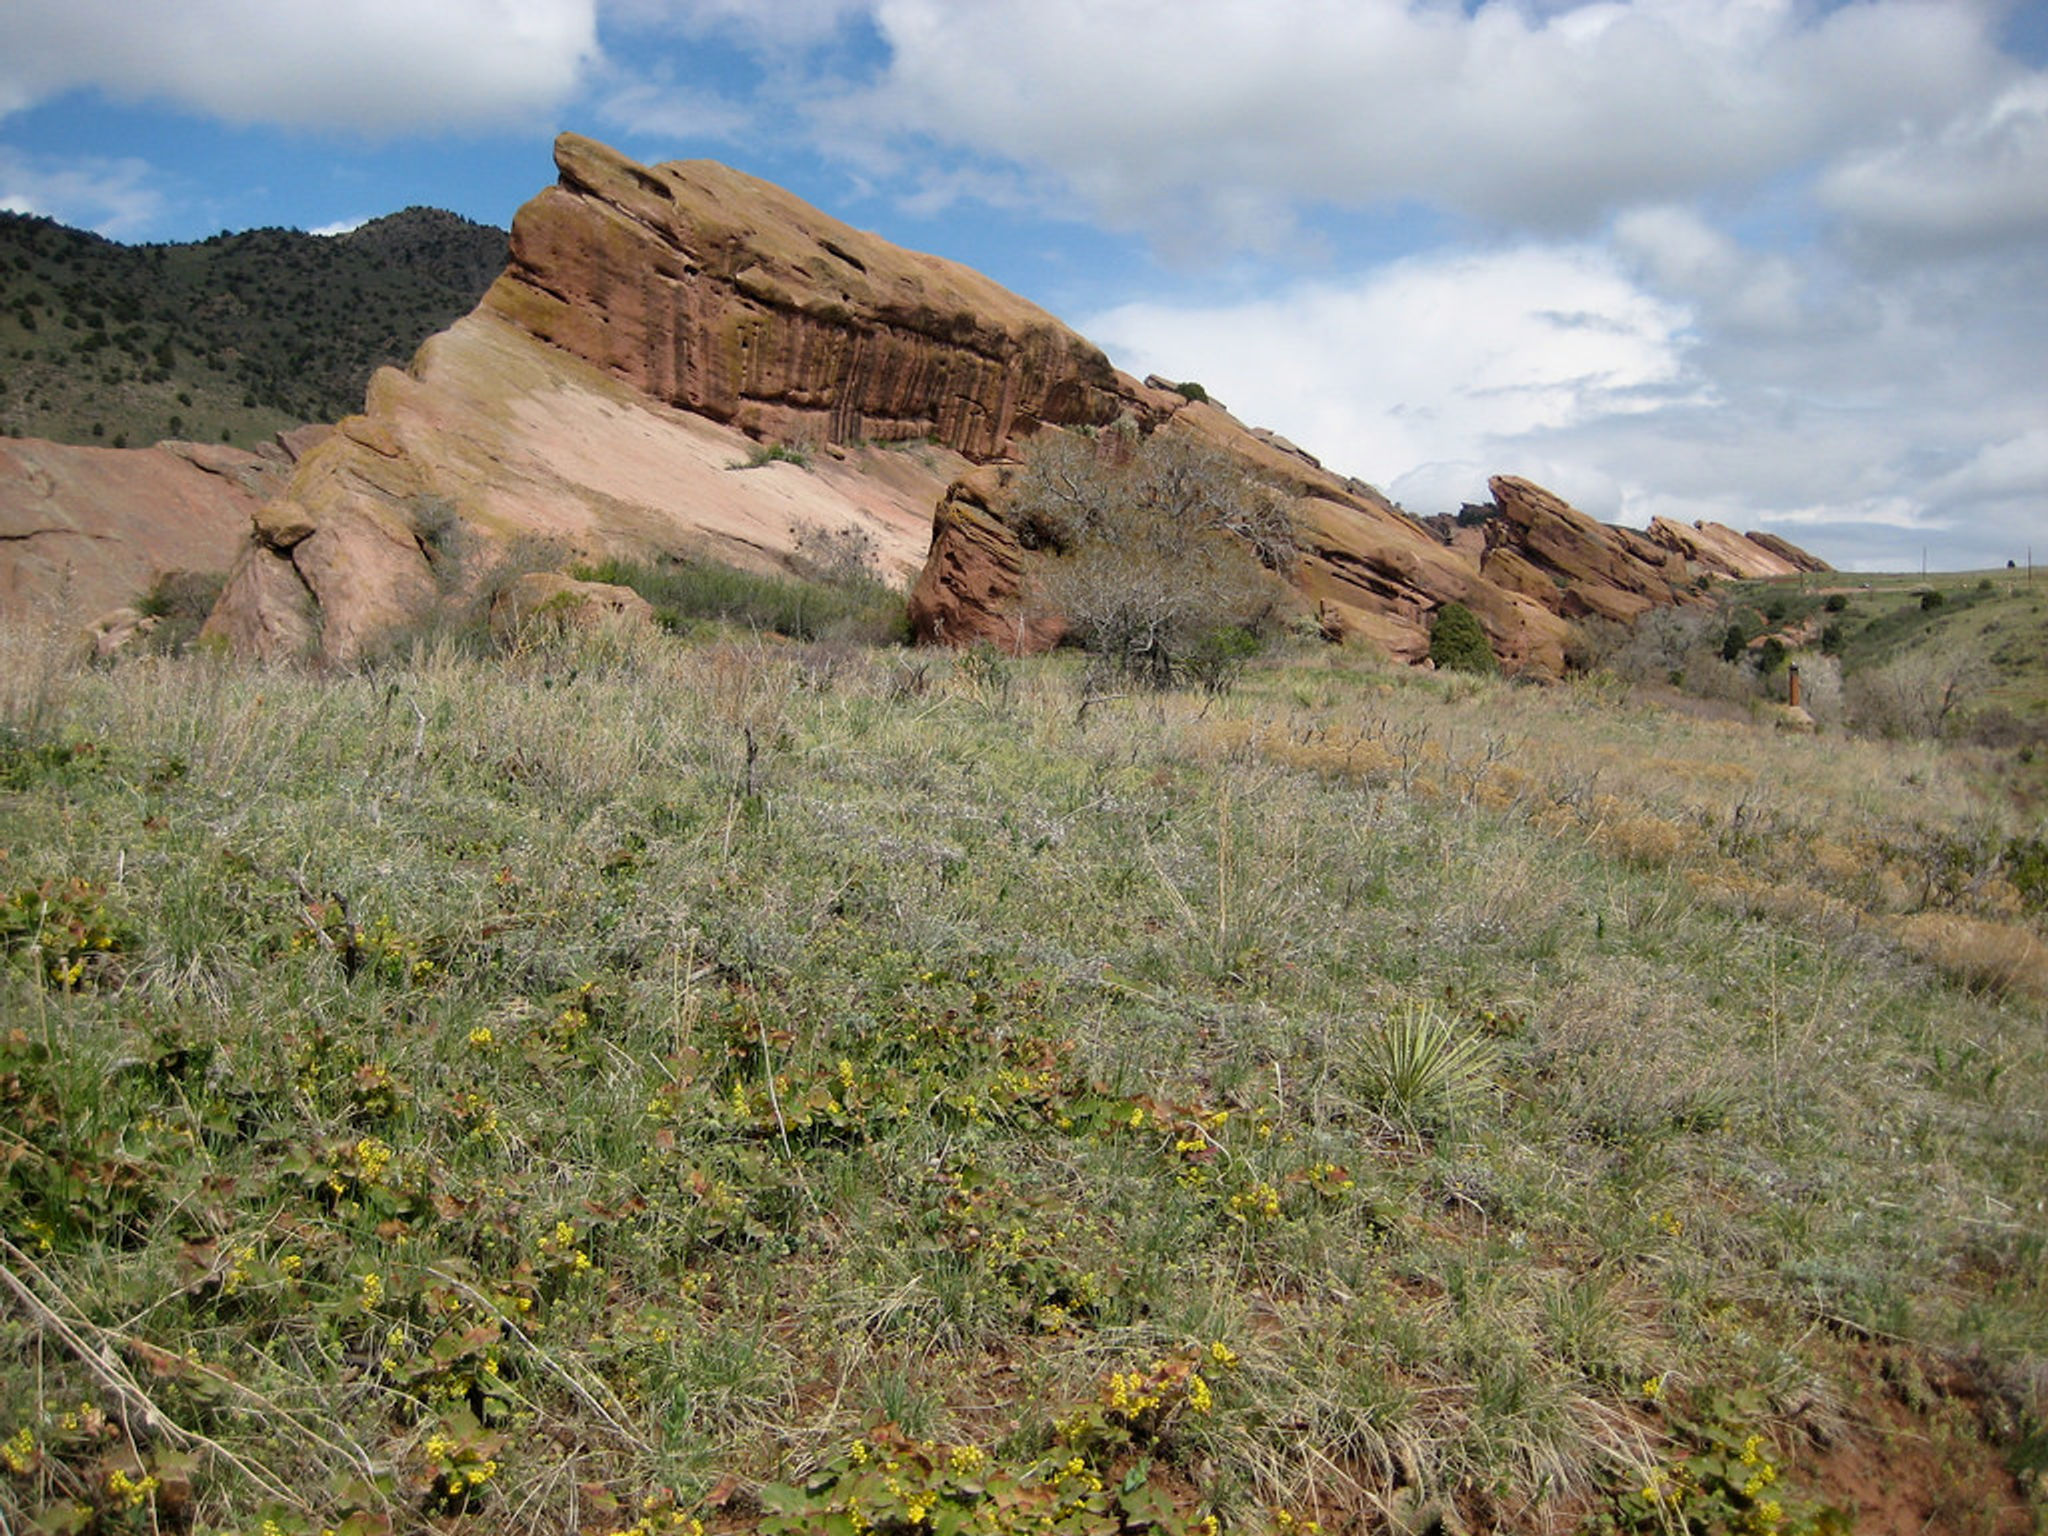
[
  {"x1": 1021, "y1": 433, "x2": 1292, "y2": 688},
  {"x1": 1428, "y1": 600, "x2": 1497, "y2": 675},
  {"x1": 1921, "y1": 588, "x2": 1946, "y2": 611},
  {"x1": 1352, "y1": 1004, "x2": 1497, "y2": 1137},
  {"x1": 574, "y1": 554, "x2": 906, "y2": 645},
  {"x1": 733, "y1": 440, "x2": 811, "y2": 470},
  {"x1": 135, "y1": 569, "x2": 227, "y2": 653}
]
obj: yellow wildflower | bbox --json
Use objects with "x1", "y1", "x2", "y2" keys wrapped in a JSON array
[
  {"x1": 105, "y1": 1468, "x2": 159, "y2": 1507},
  {"x1": 354, "y1": 1136, "x2": 393, "y2": 1183},
  {"x1": 2, "y1": 1427, "x2": 35, "y2": 1475},
  {"x1": 948, "y1": 1444, "x2": 986, "y2": 1476}
]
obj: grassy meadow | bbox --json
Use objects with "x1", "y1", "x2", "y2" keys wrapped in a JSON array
[{"x1": 1, "y1": 601, "x2": 2043, "y2": 1535}]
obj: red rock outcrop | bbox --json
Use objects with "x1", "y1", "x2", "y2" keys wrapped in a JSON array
[
  {"x1": 1744, "y1": 530, "x2": 1832, "y2": 575},
  {"x1": 0, "y1": 436, "x2": 303, "y2": 625},
  {"x1": 906, "y1": 466, "x2": 1066, "y2": 654},
  {"x1": 484, "y1": 134, "x2": 1126, "y2": 457},
  {"x1": 185, "y1": 133, "x2": 1830, "y2": 676},
  {"x1": 1482, "y1": 475, "x2": 1693, "y2": 624},
  {"x1": 1648, "y1": 517, "x2": 1814, "y2": 580}
]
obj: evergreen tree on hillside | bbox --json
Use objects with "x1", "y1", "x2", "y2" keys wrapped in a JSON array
[{"x1": 1429, "y1": 600, "x2": 1497, "y2": 674}]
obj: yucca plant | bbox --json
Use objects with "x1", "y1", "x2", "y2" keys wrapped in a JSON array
[{"x1": 1353, "y1": 1004, "x2": 1499, "y2": 1138}]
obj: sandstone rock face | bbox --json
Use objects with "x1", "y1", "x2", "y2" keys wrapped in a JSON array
[
  {"x1": 185, "y1": 132, "x2": 1830, "y2": 677},
  {"x1": 203, "y1": 302, "x2": 973, "y2": 664},
  {"x1": 906, "y1": 466, "x2": 1065, "y2": 654},
  {"x1": 1648, "y1": 517, "x2": 1811, "y2": 580},
  {"x1": 1744, "y1": 531, "x2": 1832, "y2": 575},
  {"x1": 486, "y1": 134, "x2": 1126, "y2": 457},
  {"x1": 1482, "y1": 475, "x2": 1692, "y2": 625},
  {"x1": 0, "y1": 437, "x2": 294, "y2": 624}
]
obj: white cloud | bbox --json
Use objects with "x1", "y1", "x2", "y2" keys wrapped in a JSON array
[
  {"x1": 309, "y1": 217, "x2": 369, "y2": 237},
  {"x1": 0, "y1": 148, "x2": 163, "y2": 236},
  {"x1": 597, "y1": 78, "x2": 752, "y2": 142},
  {"x1": 3, "y1": 0, "x2": 600, "y2": 133},
  {"x1": 1611, "y1": 204, "x2": 1802, "y2": 332},
  {"x1": 1820, "y1": 73, "x2": 2048, "y2": 250},
  {"x1": 828, "y1": 0, "x2": 2014, "y2": 239},
  {"x1": 1086, "y1": 244, "x2": 1697, "y2": 494}
]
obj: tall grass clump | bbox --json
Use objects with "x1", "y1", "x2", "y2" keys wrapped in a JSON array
[{"x1": 576, "y1": 552, "x2": 907, "y2": 644}]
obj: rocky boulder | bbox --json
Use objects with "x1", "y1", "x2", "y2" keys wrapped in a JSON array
[
  {"x1": 489, "y1": 572, "x2": 655, "y2": 645},
  {"x1": 906, "y1": 466, "x2": 1066, "y2": 654}
]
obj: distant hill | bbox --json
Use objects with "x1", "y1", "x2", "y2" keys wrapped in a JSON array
[{"x1": 0, "y1": 207, "x2": 506, "y2": 449}]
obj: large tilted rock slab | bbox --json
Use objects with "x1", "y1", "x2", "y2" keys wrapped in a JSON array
[
  {"x1": 1744, "y1": 530, "x2": 1832, "y2": 575},
  {"x1": 190, "y1": 132, "x2": 1832, "y2": 675},
  {"x1": 1482, "y1": 475, "x2": 1693, "y2": 625},
  {"x1": 205, "y1": 132, "x2": 1154, "y2": 664},
  {"x1": 0, "y1": 437, "x2": 299, "y2": 625},
  {"x1": 202, "y1": 308, "x2": 969, "y2": 664},
  {"x1": 1648, "y1": 516, "x2": 1819, "y2": 580},
  {"x1": 484, "y1": 134, "x2": 1127, "y2": 456}
]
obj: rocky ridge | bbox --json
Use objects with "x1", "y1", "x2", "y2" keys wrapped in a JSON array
[{"x1": 2, "y1": 134, "x2": 1826, "y2": 674}]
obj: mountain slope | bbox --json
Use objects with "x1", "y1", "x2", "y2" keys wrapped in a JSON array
[{"x1": 0, "y1": 207, "x2": 505, "y2": 449}]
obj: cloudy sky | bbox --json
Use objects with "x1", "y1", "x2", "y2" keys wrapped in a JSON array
[{"x1": 6, "y1": 1, "x2": 2046, "y2": 570}]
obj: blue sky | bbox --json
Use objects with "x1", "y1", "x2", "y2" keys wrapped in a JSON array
[{"x1": 6, "y1": 0, "x2": 2048, "y2": 571}]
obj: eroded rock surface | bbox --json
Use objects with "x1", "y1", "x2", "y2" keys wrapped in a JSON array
[
  {"x1": 485, "y1": 134, "x2": 1126, "y2": 457},
  {"x1": 0, "y1": 437, "x2": 298, "y2": 624}
]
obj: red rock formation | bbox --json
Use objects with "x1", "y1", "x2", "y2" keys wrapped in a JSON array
[
  {"x1": 485, "y1": 134, "x2": 1126, "y2": 457},
  {"x1": 0, "y1": 436, "x2": 302, "y2": 625},
  {"x1": 906, "y1": 467, "x2": 1065, "y2": 654},
  {"x1": 1482, "y1": 475, "x2": 1693, "y2": 624},
  {"x1": 1649, "y1": 516, "x2": 1811, "y2": 580},
  {"x1": 182, "y1": 132, "x2": 1829, "y2": 677},
  {"x1": 1744, "y1": 530, "x2": 1832, "y2": 574}
]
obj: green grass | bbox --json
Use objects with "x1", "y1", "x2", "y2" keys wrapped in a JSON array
[
  {"x1": 0, "y1": 621, "x2": 2042, "y2": 1534},
  {"x1": 574, "y1": 554, "x2": 909, "y2": 646}
]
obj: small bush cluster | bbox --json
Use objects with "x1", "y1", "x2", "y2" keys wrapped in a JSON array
[
  {"x1": 575, "y1": 553, "x2": 907, "y2": 645},
  {"x1": 1009, "y1": 432, "x2": 1298, "y2": 689},
  {"x1": 1427, "y1": 601, "x2": 1497, "y2": 675}
]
